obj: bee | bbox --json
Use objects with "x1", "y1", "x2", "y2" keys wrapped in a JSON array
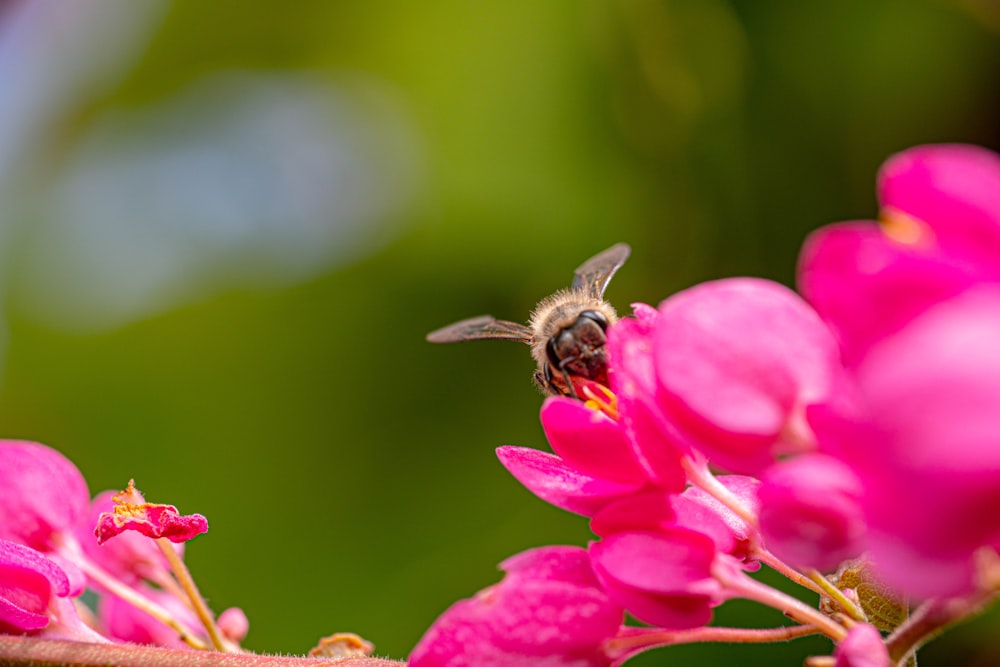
[{"x1": 426, "y1": 243, "x2": 630, "y2": 398}]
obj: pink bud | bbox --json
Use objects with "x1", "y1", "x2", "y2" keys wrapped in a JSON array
[
  {"x1": 833, "y1": 623, "x2": 890, "y2": 667},
  {"x1": 217, "y1": 606, "x2": 249, "y2": 643},
  {"x1": 758, "y1": 454, "x2": 865, "y2": 572},
  {"x1": 650, "y1": 279, "x2": 840, "y2": 474}
]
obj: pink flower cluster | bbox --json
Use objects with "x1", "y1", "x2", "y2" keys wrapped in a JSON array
[
  {"x1": 411, "y1": 144, "x2": 1000, "y2": 666},
  {"x1": 0, "y1": 441, "x2": 244, "y2": 649}
]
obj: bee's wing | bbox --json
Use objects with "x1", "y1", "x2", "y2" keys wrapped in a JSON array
[
  {"x1": 426, "y1": 315, "x2": 533, "y2": 344},
  {"x1": 571, "y1": 242, "x2": 631, "y2": 298}
]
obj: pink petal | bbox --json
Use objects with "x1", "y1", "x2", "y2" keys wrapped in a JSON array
[
  {"x1": 879, "y1": 144, "x2": 1000, "y2": 275},
  {"x1": 0, "y1": 539, "x2": 70, "y2": 632},
  {"x1": 589, "y1": 531, "x2": 719, "y2": 630},
  {"x1": 588, "y1": 582, "x2": 713, "y2": 632},
  {"x1": 499, "y1": 545, "x2": 602, "y2": 588},
  {"x1": 496, "y1": 446, "x2": 643, "y2": 517},
  {"x1": 590, "y1": 531, "x2": 717, "y2": 595},
  {"x1": 80, "y1": 490, "x2": 180, "y2": 586},
  {"x1": 541, "y1": 397, "x2": 647, "y2": 485},
  {"x1": 0, "y1": 442, "x2": 90, "y2": 551},
  {"x1": 843, "y1": 287, "x2": 1000, "y2": 596},
  {"x1": 799, "y1": 222, "x2": 972, "y2": 365},
  {"x1": 653, "y1": 279, "x2": 839, "y2": 473},
  {"x1": 410, "y1": 546, "x2": 622, "y2": 667},
  {"x1": 680, "y1": 476, "x2": 760, "y2": 544},
  {"x1": 95, "y1": 481, "x2": 208, "y2": 545},
  {"x1": 589, "y1": 490, "x2": 677, "y2": 538},
  {"x1": 669, "y1": 499, "x2": 737, "y2": 559},
  {"x1": 607, "y1": 318, "x2": 687, "y2": 490}
]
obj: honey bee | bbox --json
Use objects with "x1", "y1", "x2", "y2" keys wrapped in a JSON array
[{"x1": 426, "y1": 243, "x2": 630, "y2": 398}]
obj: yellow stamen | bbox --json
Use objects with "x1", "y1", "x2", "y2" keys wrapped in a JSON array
[
  {"x1": 880, "y1": 207, "x2": 934, "y2": 248},
  {"x1": 111, "y1": 479, "x2": 151, "y2": 520},
  {"x1": 582, "y1": 383, "x2": 620, "y2": 421}
]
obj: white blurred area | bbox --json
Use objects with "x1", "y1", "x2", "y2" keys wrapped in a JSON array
[{"x1": 0, "y1": 1, "x2": 422, "y2": 333}]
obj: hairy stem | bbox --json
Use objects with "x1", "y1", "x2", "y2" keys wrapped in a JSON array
[{"x1": 0, "y1": 636, "x2": 403, "y2": 667}]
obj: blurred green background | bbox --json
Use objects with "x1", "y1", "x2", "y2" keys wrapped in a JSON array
[{"x1": 0, "y1": 1, "x2": 998, "y2": 664}]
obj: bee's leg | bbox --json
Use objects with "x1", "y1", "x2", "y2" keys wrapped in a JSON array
[
  {"x1": 556, "y1": 358, "x2": 580, "y2": 400},
  {"x1": 533, "y1": 368, "x2": 553, "y2": 395},
  {"x1": 534, "y1": 362, "x2": 557, "y2": 395}
]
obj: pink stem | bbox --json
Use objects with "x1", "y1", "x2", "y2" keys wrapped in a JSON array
[
  {"x1": 605, "y1": 623, "x2": 820, "y2": 657},
  {"x1": 716, "y1": 564, "x2": 847, "y2": 642}
]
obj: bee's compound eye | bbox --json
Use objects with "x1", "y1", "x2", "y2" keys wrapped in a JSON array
[
  {"x1": 547, "y1": 329, "x2": 578, "y2": 367},
  {"x1": 578, "y1": 310, "x2": 608, "y2": 331}
]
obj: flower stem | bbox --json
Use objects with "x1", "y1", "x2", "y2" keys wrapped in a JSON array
[
  {"x1": 67, "y1": 544, "x2": 208, "y2": 650},
  {"x1": 681, "y1": 455, "x2": 759, "y2": 529},
  {"x1": 716, "y1": 564, "x2": 848, "y2": 642},
  {"x1": 0, "y1": 636, "x2": 404, "y2": 667},
  {"x1": 806, "y1": 569, "x2": 867, "y2": 622},
  {"x1": 157, "y1": 538, "x2": 228, "y2": 652},
  {"x1": 604, "y1": 624, "x2": 820, "y2": 658},
  {"x1": 755, "y1": 550, "x2": 825, "y2": 596}
]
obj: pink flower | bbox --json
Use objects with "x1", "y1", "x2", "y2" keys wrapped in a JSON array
[
  {"x1": 496, "y1": 446, "x2": 644, "y2": 517},
  {"x1": 496, "y1": 396, "x2": 652, "y2": 517},
  {"x1": 801, "y1": 145, "x2": 1000, "y2": 598},
  {"x1": 0, "y1": 538, "x2": 71, "y2": 633},
  {"x1": 814, "y1": 287, "x2": 1000, "y2": 597},
  {"x1": 609, "y1": 282, "x2": 840, "y2": 476},
  {"x1": 833, "y1": 623, "x2": 890, "y2": 667},
  {"x1": 541, "y1": 397, "x2": 648, "y2": 486},
  {"x1": 758, "y1": 454, "x2": 865, "y2": 572},
  {"x1": 800, "y1": 144, "x2": 1000, "y2": 365},
  {"x1": 588, "y1": 477, "x2": 760, "y2": 571},
  {"x1": 409, "y1": 546, "x2": 623, "y2": 667},
  {"x1": 588, "y1": 530, "x2": 721, "y2": 630},
  {"x1": 79, "y1": 490, "x2": 181, "y2": 587},
  {"x1": 672, "y1": 476, "x2": 761, "y2": 570},
  {"x1": 95, "y1": 480, "x2": 208, "y2": 545},
  {"x1": 0, "y1": 441, "x2": 90, "y2": 552},
  {"x1": 606, "y1": 313, "x2": 687, "y2": 489}
]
